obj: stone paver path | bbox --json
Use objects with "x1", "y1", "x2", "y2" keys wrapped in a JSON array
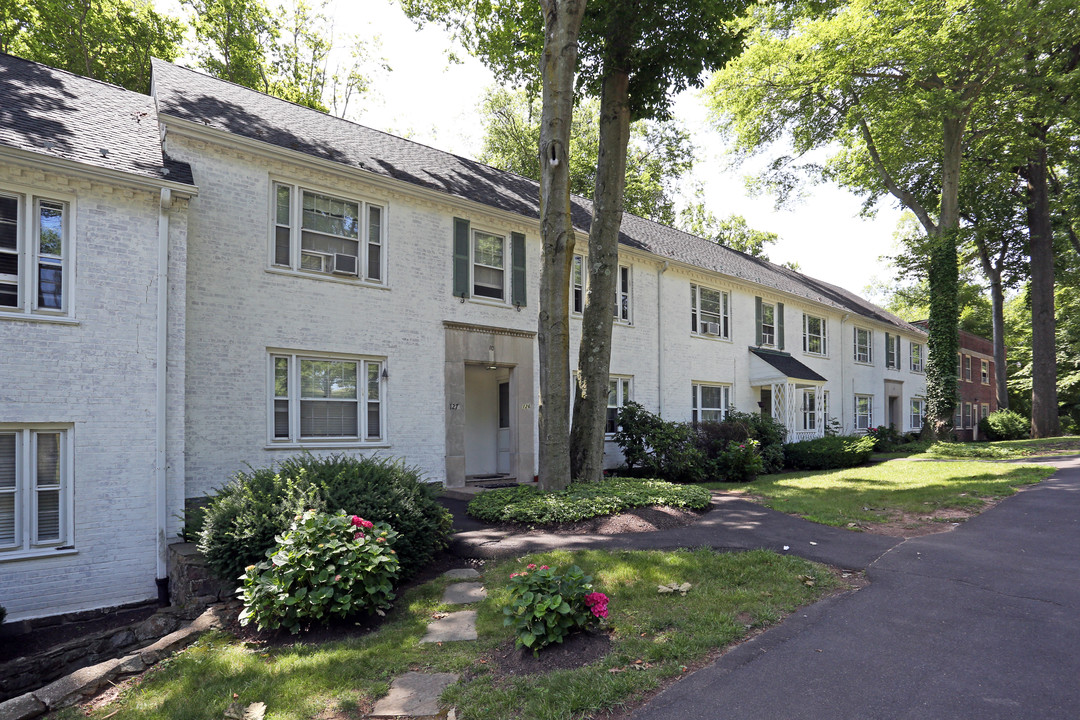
[{"x1": 374, "y1": 568, "x2": 485, "y2": 717}]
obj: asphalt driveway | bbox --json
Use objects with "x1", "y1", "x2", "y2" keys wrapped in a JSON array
[{"x1": 630, "y1": 456, "x2": 1080, "y2": 719}]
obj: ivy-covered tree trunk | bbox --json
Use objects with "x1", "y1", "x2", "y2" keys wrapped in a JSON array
[
  {"x1": 569, "y1": 59, "x2": 631, "y2": 482},
  {"x1": 535, "y1": 0, "x2": 586, "y2": 492},
  {"x1": 1026, "y1": 137, "x2": 1061, "y2": 438}
]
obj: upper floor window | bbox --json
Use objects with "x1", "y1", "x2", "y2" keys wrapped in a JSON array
[
  {"x1": 692, "y1": 383, "x2": 730, "y2": 423},
  {"x1": 854, "y1": 394, "x2": 873, "y2": 430},
  {"x1": 614, "y1": 265, "x2": 631, "y2": 323},
  {"x1": 471, "y1": 230, "x2": 506, "y2": 299},
  {"x1": 963, "y1": 355, "x2": 972, "y2": 381},
  {"x1": 0, "y1": 427, "x2": 72, "y2": 556},
  {"x1": 691, "y1": 284, "x2": 730, "y2": 338},
  {"x1": 273, "y1": 183, "x2": 383, "y2": 282},
  {"x1": 885, "y1": 333, "x2": 899, "y2": 369},
  {"x1": 981, "y1": 359, "x2": 990, "y2": 384},
  {"x1": 911, "y1": 398, "x2": 925, "y2": 430},
  {"x1": 452, "y1": 218, "x2": 526, "y2": 306},
  {"x1": 854, "y1": 327, "x2": 872, "y2": 364},
  {"x1": 910, "y1": 343, "x2": 924, "y2": 372},
  {"x1": 755, "y1": 297, "x2": 784, "y2": 348},
  {"x1": 606, "y1": 376, "x2": 632, "y2": 435},
  {"x1": 270, "y1": 352, "x2": 384, "y2": 445},
  {"x1": 0, "y1": 190, "x2": 70, "y2": 317},
  {"x1": 572, "y1": 254, "x2": 584, "y2": 314},
  {"x1": 803, "y1": 314, "x2": 827, "y2": 355}
]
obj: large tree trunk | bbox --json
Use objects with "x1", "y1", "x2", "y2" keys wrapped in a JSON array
[
  {"x1": 988, "y1": 270, "x2": 1009, "y2": 410},
  {"x1": 569, "y1": 65, "x2": 631, "y2": 482},
  {"x1": 924, "y1": 115, "x2": 963, "y2": 439},
  {"x1": 1026, "y1": 137, "x2": 1061, "y2": 438},
  {"x1": 535, "y1": 0, "x2": 586, "y2": 491}
]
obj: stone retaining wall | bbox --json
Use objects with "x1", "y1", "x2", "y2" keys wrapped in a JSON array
[{"x1": 167, "y1": 542, "x2": 236, "y2": 615}]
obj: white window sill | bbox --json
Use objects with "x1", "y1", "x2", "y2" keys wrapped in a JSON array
[
  {"x1": 693, "y1": 332, "x2": 732, "y2": 342},
  {"x1": 614, "y1": 320, "x2": 633, "y2": 327},
  {"x1": 0, "y1": 547, "x2": 77, "y2": 563},
  {"x1": 266, "y1": 266, "x2": 390, "y2": 290},
  {"x1": 265, "y1": 442, "x2": 391, "y2": 451},
  {"x1": 854, "y1": 360, "x2": 874, "y2": 367},
  {"x1": 465, "y1": 296, "x2": 519, "y2": 310},
  {"x1": 0, "y1": 311, "x2": 78, "y2": 326},
  {"x1": 803, "y1": 351, "x2": 828, "y2": 359}
]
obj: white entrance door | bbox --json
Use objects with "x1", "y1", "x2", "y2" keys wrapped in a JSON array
[{"x1": 497, "y1": 381, "x2": 511, "y2": 474}]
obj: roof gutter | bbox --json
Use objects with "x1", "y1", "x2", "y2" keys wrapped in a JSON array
[{"x1": 0, "y1": 145, "x2": 198, "y2": 197}]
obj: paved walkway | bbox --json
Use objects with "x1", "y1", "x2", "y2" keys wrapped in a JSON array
[{"x1": 626, "y1": 456, "x2": 1080, "y2": 719}]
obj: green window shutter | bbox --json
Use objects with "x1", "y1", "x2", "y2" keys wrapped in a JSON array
[
  {"x1": 453, "y1": 218, "x2": 470, "y2": 299},
  {"x1": 511, "y1": 231, "x2": 526, "y2": 307},
  {"x1": 755, "y1": 296, "x2": 763, "y2": 346},
  {"x1": 777, "y1": 302, "x2": 785, "y2": 350}
]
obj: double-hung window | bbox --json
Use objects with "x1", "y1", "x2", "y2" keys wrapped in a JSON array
[
  {"x1": 911, "y1": 398, "x2": 925, "y2": 430},
  {"x1": 854, "y1": 327, "x2": 872, "y2": 364},
  {"x1": 452, "y1": 218, "x2": 526, "y2": 306},
  {"x1": 614, "y1": 265, "x2": 631, "y2": 323},
  {"x1": 963, "y1": 403, "x2": 973, "y2": 428},
  {"x1": 572, "y1": 254, "x2": 585, "y2": 314},
  {"x1": 981, "y1": 359, "x2": 990, "y2": 385},
  {"x1": 910, "y1": 343, "x2": 924, "y2": 372},
  {"x1": 964, "y1": 355, "x2": 972, "y2": 382},
  {"x1": 885, "y1": 333, "x2": 899, "y2": 369},
  {"x1": 981, "y1": 403, "x2": 990, "y2": 421},
  {"x1": 0, "y1": 427, "x2": 72, "y2": 556},
  {"x1": 272, "y1": 183, "x2": 384, "y2": 282},
  {"x1": 692, "y1": 383, "x2": 730, "y2": 423},
  {"x1": 691, "y1": 285, "x2": 729, "y2": 338},
  {"x1": 854, "y1": 394, "x2": 873, "y2": 430},
  {"x1": 606, "y1": 377, "x2": 632, "y2": 435},
  {"x1": 802, "y1": 388, "x2": 817, "y2": 431},
  {"x1": 270, "y1": 353, "x2": 384, "y2": 444},
  {"x1": 954, "y1": 404, "x2": 963, "y2": 429},
  {"x1": 760, "y1": 301, "x2": 776, "y2": 346},
  {"x1": 471, "y1": 230, "x2": 506, "y2": 299},
  {"x1": 803, "y1": 314, "x2": 826, "y2": 355},
  {"x1": 0, "y1": 190, "x2": 71, "y2": 317}
]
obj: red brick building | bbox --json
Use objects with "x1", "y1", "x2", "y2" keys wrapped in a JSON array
[{"x1": 913, "y1": 322, "x2": 999, "y2": 441}]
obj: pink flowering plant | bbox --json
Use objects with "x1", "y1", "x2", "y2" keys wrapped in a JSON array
[
  {"x1": 238, "y1": 510, "x2": 400, "y2": 634},
  {"x1": 503, "y1": 563, "x2": 609, "y2": 654}
]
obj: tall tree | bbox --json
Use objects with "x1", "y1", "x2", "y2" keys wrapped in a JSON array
[
  {"x1": 184, "y1": 0, "x2": 273, "y2": 90},
  {"x1": 678, "y1": 202, "x2": 779, "y2": 259},
  {"x1": 478, "y1": 88, "x2": 697, "y2": 225},
  {"x1": 2, "y1": 0, "x2": 184, "y2": 92},
  {"x1": 707, "y1": 0, "x2": 1031, "y2": 439},
  {"x1": 400, "y1": 0, "x2": 748, "y2": 484}
]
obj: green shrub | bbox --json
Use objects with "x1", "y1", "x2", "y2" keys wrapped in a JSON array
[
  {"x1": 865, "y1": 425, "x2": 904, "y2": 451},
  {"x1": 714, "y1": 438, "x2": 765, "y2": 482},
  {"x1": 199, "y1": 454, "x2": 452, "y2": 584},
  {"x1": 467, "y1": 478, "x2": 710, "y2": 525},
  {"x1": 239, "y1": 511, "x2": 400, "y2": 634},
  {"x1": 722, "y1": 411, "x2": 787, "y2": 474},
  {"x1": 979, "y1": 409, "x2": 1029, "y2": 441},
  {"x1": 503, "y1": 563, "x2": 607, "y2": 654},
  {"x1": 783, "y1": 435, "x2": 876, "y2": 470}
]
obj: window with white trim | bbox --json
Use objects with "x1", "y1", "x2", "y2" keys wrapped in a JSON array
[
  {"x1": 272, "y1": 183, "x2": 384, "y2": 282},
  {"x1": 963, "y1": 355, "x2": 972, "y2": 381},
  {"x1": 606, "y1": 377, "x2": 632, "y2": 435},
  {"x1": 910, "y1": 342, "x2": 924, "y2": 372},
  {"x1": 802, "y1": 388, "x2": 817, "y2": 430},
  {"x1": 885, "y1": 333, "x2": 899, "y2": 369},
  {"x1": 981, "y1": 359, "x2": 989, "y2": 385},
  {"x1": 854, "y1": 327, "x2": 872, "y2": 364},
  {"x1": 0, "y1": 190, "x2": 70, "y2": 316},
  {"x1": 691, "y1": 284, "x2": 730, "y2": 338},
  {"x1": 911, "y1": 398, "x2": 925, "y2": 430},
  {"x1": 0, "y1": 427, "x2": 72, "y2": 555},
  {"x1": 760, "y1": 301, "x2": 776, "y2": 346},
  {"x1": 572, "y1": 254, "x2": 585, "y2": 314},
  {"x1": 614, "y1": 265, "x2": 631, "y2": 323},
  {"x1": 270, "y1": 353, "x2": 384, "y2": 444},
  {"x1": 981, "y1": 403, "x2": 990, "y2": 420},
  {"x1": 471, "y1": 229, "x2": 508, "y2": 299},
  {"x1": 692, "y1": 383, "x2": 730, "y2": 423},
  {"x1": 854, "y1": 394, "x2": 873, "y2": 430},
  {"x1": 963, "y1": 402, "x2": 973, "y2": 428},
  {"x1": 803, "y1": 314, "x2": 826, "y2": 355},
  {"x1": 954, "y1": 404, "x2": 963, "y2": 429}
]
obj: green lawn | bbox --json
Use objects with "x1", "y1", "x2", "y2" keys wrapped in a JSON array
[
  {"x1": 57, "y1": 549, "x2": 837, "y2": 720},
  {"x1": 873, "y1": 436, "x2": 1080, "y2": 461},
  {"x1": 703, "y1": 459, "x2": 1054, "y2": 527}
]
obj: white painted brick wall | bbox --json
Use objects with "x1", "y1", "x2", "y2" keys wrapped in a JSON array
[{"x1": 0, "y1": 164, "x2": 186, "y2": 621}]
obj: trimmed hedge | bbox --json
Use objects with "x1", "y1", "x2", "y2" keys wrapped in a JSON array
[
  {"x1": 467, "y1": 478, "x2": 711, "y2": 525},
  {"x1": 978, "y1": 409, "x2": 1029, "y2": 441},
  {"x1": 783, "y1": 435, "x2": 876, "y2": 470},
  {"x1": 198, "y1": 454, "x2": 452, "y2": 583}
]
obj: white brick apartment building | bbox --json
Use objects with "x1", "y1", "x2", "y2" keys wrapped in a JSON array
[{"x1": 0, "y1": 54, "x2": 927, "y2": 621}]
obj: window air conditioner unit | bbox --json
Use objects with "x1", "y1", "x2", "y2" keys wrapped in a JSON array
[
  {"x1": 703, "y1": 321, "x2": 721, "y2": 336},
  {"x1": 331, "y1": 253, "x2": 359, "y2": 276},
  {"x1": 300, "y1": 250, "x2": 331, "y2": 272}
]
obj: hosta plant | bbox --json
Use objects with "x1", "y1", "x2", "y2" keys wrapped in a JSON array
[
  {"x1": 239, "y1": 510, "x2": 400, "y2": 634},
  {"x1": 503, "y1": 564, "x2": 608, "y2": 654}
]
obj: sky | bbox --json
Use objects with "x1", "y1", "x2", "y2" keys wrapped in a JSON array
[{"x1": 157, "y1": 0, "x2": 909, "y2": 300}]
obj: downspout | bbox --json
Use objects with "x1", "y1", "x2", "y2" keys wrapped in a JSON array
[
  {"x1": 840, "y1": 313, "x2": 849, "y2": 433},
  {"x1": 155, "y1": 188, "x2": 172, "y2": 606},
  {"x1": 657, "y1": 261, "x2": 668, "y2": 416}
]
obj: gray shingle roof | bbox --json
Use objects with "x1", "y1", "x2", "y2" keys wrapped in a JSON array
[
  {"x1": 150, "y1": 59, "x2": 922, "y2": 335},
  {"x1": 750, "y1": 348, "x2": 828, "y2": 383},
  {"x1": 0, "y1": 53, "x2": 191, "y2": 185}
]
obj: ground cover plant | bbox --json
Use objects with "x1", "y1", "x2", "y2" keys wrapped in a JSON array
[
  {"x1": 199, "y1": 454, "x2": 452, "y2": 583},
  {"x1": 466, "y1": 478, "x2": 710, "y2": 524},
  {"x1": 703, "y1": 459, "x2": 1054, "y2": 528},
  {"x1": 55, "y1": 549, "x2": 838, "y2": 720}
]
